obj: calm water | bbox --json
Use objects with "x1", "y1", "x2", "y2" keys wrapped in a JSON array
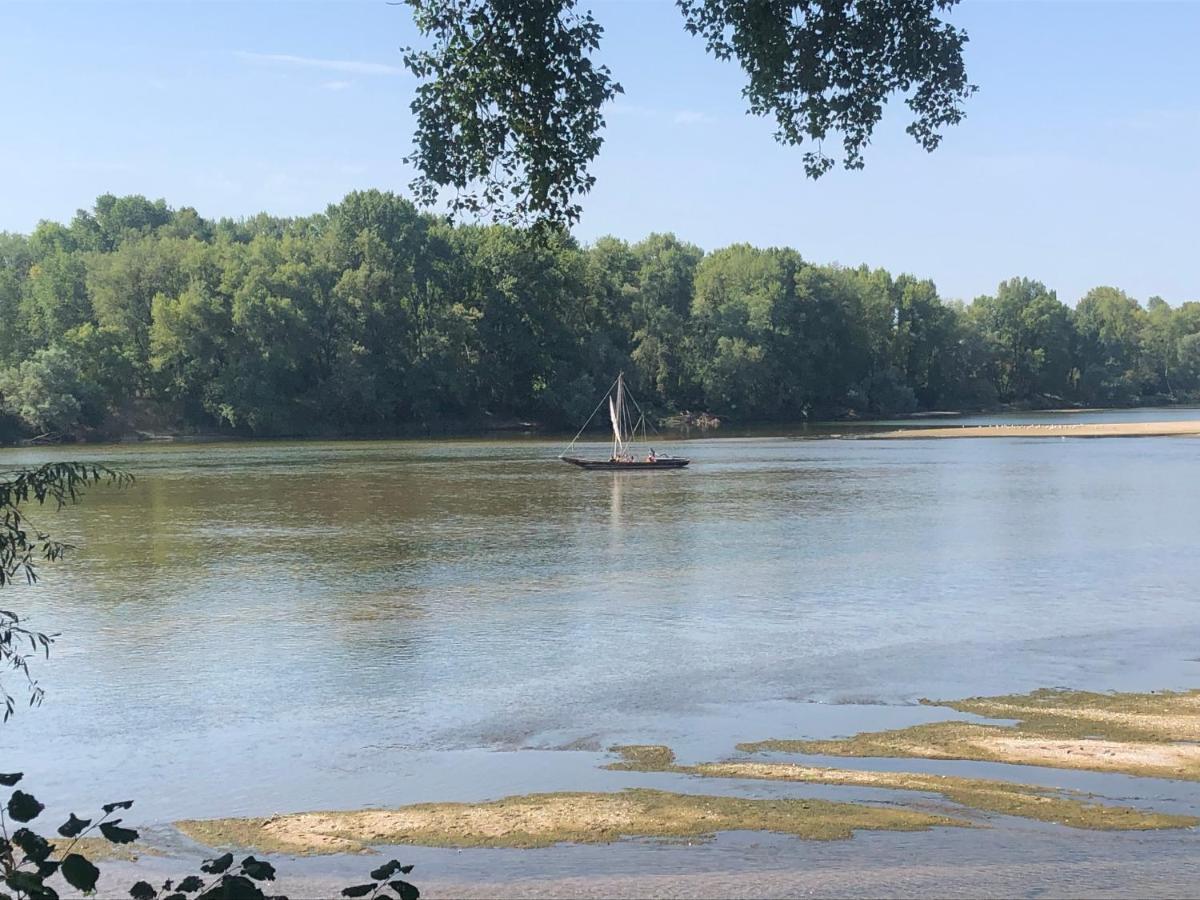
[{"x1": 5, "y1": 415, "x2": 1200, "y2": 868}]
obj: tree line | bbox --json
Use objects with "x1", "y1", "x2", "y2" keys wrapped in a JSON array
[{"x1": 0, "y1": 191, "x2": 1196, "y2": 440}]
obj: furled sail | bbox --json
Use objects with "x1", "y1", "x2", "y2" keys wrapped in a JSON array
[{"x1": 609, "y1": 396, "x2": 622, "y2": 447}]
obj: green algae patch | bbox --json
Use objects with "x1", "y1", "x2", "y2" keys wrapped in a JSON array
[
  {"x1": 604, "y1": 744, "x2": 682, "y2": 771},
  {"x1": 738, "y1": 689, "x2": 1200, "y2": 781},
  {"x1": 603, "y1": 745, "x2": 1195, "y2": 831},
  {"x1": 174, "y1": 789, "x2": 965, "y2": 854},
  {"x1": 50, "y1": 836, "x2": 159, "y2": 862},
  {"x1": 934, "y1": 688, "x2": 1200, "y2": 743},
  {"x1": 686, "y1": 762, "x2": 1198, "y2": 831}
]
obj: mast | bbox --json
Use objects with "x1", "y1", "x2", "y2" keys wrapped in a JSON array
[{"x1": 609, "y1": 372, "x2": 625, "y2": 458}]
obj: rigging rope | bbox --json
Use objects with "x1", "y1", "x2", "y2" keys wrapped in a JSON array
[{"x1": 559, "y1": 374, "x2": 621, "y2": 457}]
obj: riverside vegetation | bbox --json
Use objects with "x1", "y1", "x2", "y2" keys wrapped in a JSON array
[{"x1": 3, "y1": 193, "x2": 1199, "y2": 443}]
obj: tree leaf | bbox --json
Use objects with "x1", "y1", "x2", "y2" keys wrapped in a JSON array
[
  {"x1": 240, "y1": 857, "x2": 276, "y2": 882},
  {"x1": 211, "y1": 875, "x2": 264, "y2": 900},
  {"x1": 57, "y1": 812, "x2": 92, "y2": 837},
  {"x1": 369, "y1": 861, "x2": 403, "y2": 881},
  {"x1": 12, "y1": 827, "x2": 53, "y2": 864},
  {"x1": 5, "y1": 870, "x2": 58, "y2": 900},
  {"x1": 340, "y1": 885, "x2": 375, "y2": 898},
  {"x1": 0, "y1": 773, "x2": 22, "y2": 786},
  {"x1": 102, "y1": 800, "x2": 134, "y2": 813},
  {"x1": 129, "y1": 881, "x2": 158, "y2": 900},
  {"x1": 177, "y1": 875, "x2": 205, "y2": 892},
  {"x1": 389, "y1": 880, "x2": 420, "y2": 900},
  {"x1": 99, "y1": 820, "x2": 139, "y2": 844},
  {"x1": 7, "y1": 789, "x2": 44, "y2": 822},
  {"x1": 201, "y1": 852, "x2": 234, "y2": 874},
  {"x1": 36, "y1": 860, "x2": 60, "y2": 879},
  {"x1": 61, "y1": 853, "x2": 101, "y2": 893}
]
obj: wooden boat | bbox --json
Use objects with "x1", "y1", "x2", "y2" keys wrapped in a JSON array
[
  {"x1": 560, "y1": 455, "x2": 690, "y2": 470},
  {"x1": 559, "y1": 373, "x2": 690, "y2": 470}
]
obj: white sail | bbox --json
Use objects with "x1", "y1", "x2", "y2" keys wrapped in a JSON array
[{"x1": 608, "y1": 396, "x2": 622, "y2": 448}]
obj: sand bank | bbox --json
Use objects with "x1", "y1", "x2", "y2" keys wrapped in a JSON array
[
  {"x1": 606, "y1": 746, "x2": 1196, "y2": 830},
  {"x1": 175, "y1": 789, "x2": 962, "y2": 854},
  {"x1": 740, "y1": 688, "x2": 1200, "y2": 781},
  {"x1": 866, "y1": 420, "x2": 1200, "y2": 439}
]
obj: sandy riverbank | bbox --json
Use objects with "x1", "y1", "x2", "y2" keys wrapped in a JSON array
[{"x1": 867, "y1": 420, "x2": 1200, "y2": 439}]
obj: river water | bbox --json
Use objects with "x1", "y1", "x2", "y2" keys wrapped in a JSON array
[{"x1": 6, "y1": 410, "x2": 1200, "y2": 894}]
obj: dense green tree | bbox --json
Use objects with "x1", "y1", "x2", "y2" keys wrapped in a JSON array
[
  {"x1": 969, "y1": 278, "x2": 1073, "y2": 402},
  {"x1": 1, "y1": 192, "x2": 1195, "y2": 440},
  {"x1": 1074, "y1": 286, "x2": 1145, "y2": 403}
]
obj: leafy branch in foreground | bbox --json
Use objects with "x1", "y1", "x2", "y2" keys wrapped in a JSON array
[
  {"x1": 0, "y1": 775, "x2": 419, "y2": 900},
  {"x1": 400, "y1": 0, "x2": 975, "y2": 226},
  {"x1": 0, "y1": 463, "x2": 131, "y2": 719},
  {"x1": 403, "y1": 0, "x2": 621, "y2": 227}
]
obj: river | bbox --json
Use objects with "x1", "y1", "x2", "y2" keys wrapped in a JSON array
[{"x1": 5, "y1": 411, "x2": 1200, "y2": 895}]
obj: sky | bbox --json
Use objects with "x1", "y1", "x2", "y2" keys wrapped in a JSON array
[{"x1": 1, "y1": 0, "x2": 1198, "y2": 305}]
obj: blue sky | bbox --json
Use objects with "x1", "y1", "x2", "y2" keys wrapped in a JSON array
[{"x1": 1, "y1": 0, "x2": 1197, "y2": 304}]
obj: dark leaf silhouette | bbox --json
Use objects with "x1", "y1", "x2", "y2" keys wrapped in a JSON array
[
  {"x1": 340, "y1": 885, "x2": 375, "y2": 898},
  {"x1": 200, "y1": 852, "x2": 234, "y2": 875},
  {"x1": 61, "y1": 854, "x2": 100, "y2": 893},
  {"x1": 240, "y1": 857, "x2": 276, "y2": 881},
  {"x1": 103, "y1": 800, "x2": 135, "y2": 813},
  {"x1": 390, "y1": 880, "x2": 420, "y2": 900},
  {"x1": 100, "y1": 820, "x2": 139, "y2": 844},
  {"x1": 197, "y1": 874, "x2": 264, "y2": 900},
  {"x1": 178, "y1": 875, "x2": 205, "y2": 892},
  {"x1": 6, "y1": 869, "x2": 58, "y2": 899},
  {"x1": 129, "y1": 881, "x2": 158, "y2": 900},
  {"x1": 12, "y1": 828, "x2": 53, "y2": 863},
  {"x1": 0, "y1": 773, "x2": 22, "y2": 786},
  {"x1": 370, "y1": 860, "x2": 404, "y2": 881},
  {"x1": 7, "y1": 790, "x2": 44, "y2": 822},
  {"x1": 57, "y1": 813, "x2": 91, "y2": 837}
]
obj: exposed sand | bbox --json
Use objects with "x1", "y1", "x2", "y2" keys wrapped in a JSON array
[
  {"x1": 605, "y1": 746, "x2": 1197, "y2": 830},
  {"x1": 741, "y1": 689, "x2": 1200, "y2": 780},
  {"x1": 940, "y1": 688, "x2": 1200, "y2": 742},
  {"x1": 866, "y1": 420, "x2": 1200, "y2": 439},
  {"x1": 175, "y1": 789, "x2": 964, "y2": 854}
]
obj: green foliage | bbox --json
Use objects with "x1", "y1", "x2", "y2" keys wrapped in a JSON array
[
  {"x1": 677, "y1": 0, "x2": 975, "y2": 177},
  {"x1": 399, "y1": 0, "x2": 974, "y2": 225},
  {"x1": 0, "y1": 347, "x2": 98, "y2": 435},
  {"x1": 403, "y1": 0, "x2": 620, "y2": 227},
  {"x1": 1, "y1": 193, "x2": 1197, "y2": 441}
]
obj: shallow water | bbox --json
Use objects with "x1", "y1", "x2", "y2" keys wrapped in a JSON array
[{"x1": 5, "y1": 419, "x2": 1200, "y2": 889}]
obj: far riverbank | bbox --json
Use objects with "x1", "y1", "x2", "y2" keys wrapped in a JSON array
[{"x1": 866, "y1": 420, "x2": 1200, "y2": 439}]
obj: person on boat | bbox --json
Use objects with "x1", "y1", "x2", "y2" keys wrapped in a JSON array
[{"x1": 647, "y1": 449, "x2": 656, "y2": 462}]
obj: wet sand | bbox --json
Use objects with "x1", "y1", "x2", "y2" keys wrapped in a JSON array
[{"x1": 866, "y1": 420, "x2": 1200, "y2": 439}]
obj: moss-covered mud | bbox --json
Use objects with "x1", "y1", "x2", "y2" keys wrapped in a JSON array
[
  {"x1": 606, "y1": 746, "x2": 1195, "y2": 831},
  {"x1": 738, "y1": 689, "x2": 1200, "y2": 781},
  {"x1": 50, "y1": 836, "x2": 158, "y2": 862},
  {"x1": 175, "y1": 789, "x2": 966, "y2": 854}
]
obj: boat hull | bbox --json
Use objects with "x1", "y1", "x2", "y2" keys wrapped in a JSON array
[{"x1": 560, "y1": 456, "x2": 690, "y2": 470}]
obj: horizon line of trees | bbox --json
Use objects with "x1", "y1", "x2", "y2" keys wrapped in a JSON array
[{"x1": 0, "y1": 191, "x2": 1197, "y2": 440}]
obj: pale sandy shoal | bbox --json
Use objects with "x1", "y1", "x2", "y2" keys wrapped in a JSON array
[{"x1": 866, "y1": 420, "x2": 1200, "y2": 439}]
